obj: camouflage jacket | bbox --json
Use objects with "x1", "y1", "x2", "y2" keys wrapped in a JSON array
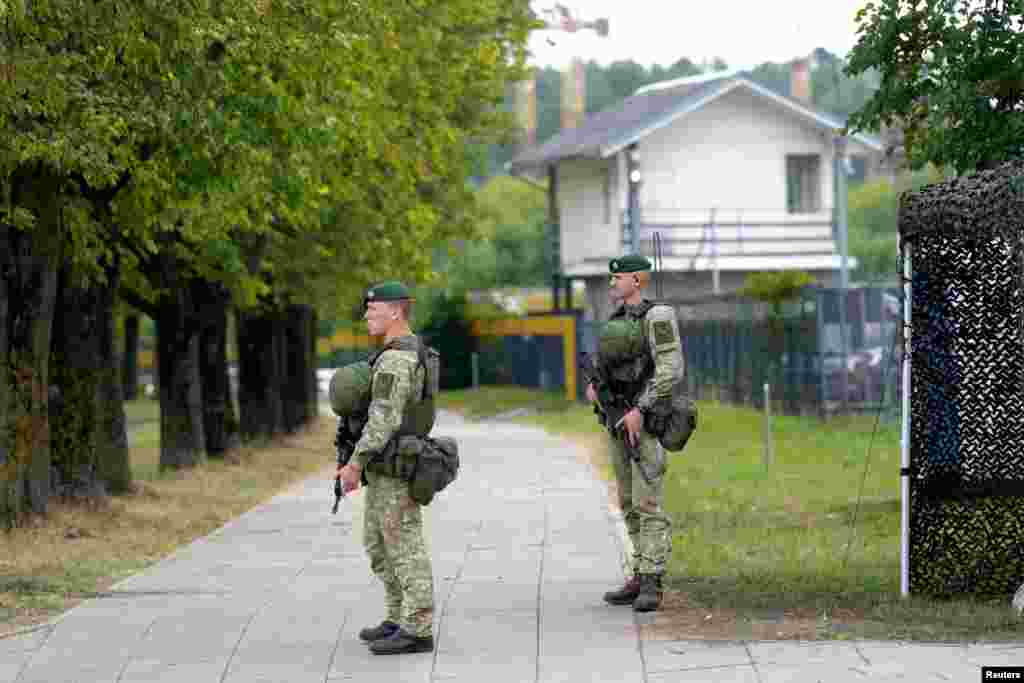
[
  {"x1": 350, "y1": 337, "x2": 426, "y2": 470},
  {"x1": 610, "y1": 300, "x2": 685, "y2": 413}
]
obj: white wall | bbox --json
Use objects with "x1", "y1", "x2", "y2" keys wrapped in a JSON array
[
  {"x1": 638, "y1": 84, "x2": 837, "y2": 219},
  {"x1": 555, "y1": 82, "x2": 883, "y2": 278},
  {"x1": 557, "y1": 157, "x2": 621, "y2": 272}
]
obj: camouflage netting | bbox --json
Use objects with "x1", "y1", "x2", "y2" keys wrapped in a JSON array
[{"x1": 899, "y1": 159, "x2": 1024, "y2": 597}]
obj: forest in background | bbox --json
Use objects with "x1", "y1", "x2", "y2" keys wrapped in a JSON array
[{"x1": 482, "y1": 47, "x2": 881, "y2": 176}]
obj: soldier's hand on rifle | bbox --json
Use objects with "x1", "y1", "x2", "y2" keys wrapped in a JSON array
[
  {"x1": 337, "y1": 462, "x2": 362, "y2": 494},
  {"x1": 622, "y1": 407, "x2": 643, "y2": 447},
  {"x1": 585, "y1": 381, "x2": 598, "y2": 403}
]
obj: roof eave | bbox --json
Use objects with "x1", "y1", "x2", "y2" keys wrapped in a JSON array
[
  {"x1": 509, "y1": 147, "x2": 606, "y2": 174},
  {"x1": 739, "y1": 80, "x2": 885, "y2": 152}
]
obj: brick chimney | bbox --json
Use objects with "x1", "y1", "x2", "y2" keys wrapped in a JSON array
[{"x1": 790, "y1": 55, "x2": 812, "y2": 104}]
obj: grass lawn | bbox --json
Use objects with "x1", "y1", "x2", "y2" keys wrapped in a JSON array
[
  {"x1": 439, "y1": 386, "x2": 1023, "y2": 642},
  {"x1": 0, "y1": 403, "x2": 333, "y2": 637}
]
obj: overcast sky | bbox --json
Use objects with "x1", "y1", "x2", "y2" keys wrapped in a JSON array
[{"x1": 527, "y1": 0, "x2": 869, "y2": 70}]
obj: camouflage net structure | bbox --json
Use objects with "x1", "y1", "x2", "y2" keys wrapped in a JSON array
[{"x1": 899, "y1": 160, "x2": 1024, "y2": 597}]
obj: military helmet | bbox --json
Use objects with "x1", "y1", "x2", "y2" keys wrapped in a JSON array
[
  {"x1": 597, "y1": 319, "x2": 646, "y2": 364},
  {"x1": 328, "y1": 361, "x2": 372, "y2": 417}
]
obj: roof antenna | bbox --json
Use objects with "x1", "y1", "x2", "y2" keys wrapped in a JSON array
[{"x1": 653, "y1": 231, "x2": 664, "y2": 299}]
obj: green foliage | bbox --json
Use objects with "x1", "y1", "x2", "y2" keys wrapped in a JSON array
[
  {"x1": 740, "y1": 271, "x2": 817, "y2": 359},
  {"x1": 740, "y1": 271, "x2": 816, "y2": 311},
  {"x1": 846, "y1": 0, "x2": 1024, "y2": 173},
  {"x1": 438, "y1": 175, "x2": 549, "y2": 292},
  {"x1": 846, "y1": 166, "x2": 944, "y2": 282},
  {"x1": 0, "y1": 0, "x2": 537, "y2": 321}
]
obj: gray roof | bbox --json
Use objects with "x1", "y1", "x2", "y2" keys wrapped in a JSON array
[{"x1": 508, "y1": 72, "x2": 883, "y2": 173}]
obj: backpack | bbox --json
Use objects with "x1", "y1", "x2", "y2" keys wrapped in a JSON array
[
  {"x1": 392, "y1": 435, "x2": 460, "y2": 505},
  {"x1": 644, "y1": 391, "x2": 698, "y2": 452}
]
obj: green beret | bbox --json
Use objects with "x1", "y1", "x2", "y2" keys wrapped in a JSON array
[
  {"x1": 609, "y1": 254, "x2": 652, "y2": 274},
  {"x1": 365, "y1": 281, "x2": 412, "y2": 302}
]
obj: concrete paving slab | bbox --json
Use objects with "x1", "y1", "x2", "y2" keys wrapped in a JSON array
[
  {"x1": 0, "y1": 654, "x2": 32, "y2": 683},
  {"x1": 538, "y1": 652, "x2": 645, "y2": 683},
  {"x1": 117, "y1": 657, "x2": 231, "y2": 683},
  {"x1": 643, "y1": 640, "x2": 752, "y2": 674},
  {"x1": 650, "y1": 664, "x2": 760, "y2": 682},
  {"x1": 965, "y1": 642, "x2": 1024, "y2": 667},
  {"x1": 748, "y1": 640, "x2": 870, "y2": 667},
  {"x1": 446, "y1": 578, "x2": 539, "y2": 611},
  {"x1": 326, "y1": 636, "x2": 433, "y2": 680},
  {"x1": 16, "y1": 663, "x2": 125, "y2": 683},
  {"x1": 0, "y1": 628, "x2": 48, "y2": 655}
]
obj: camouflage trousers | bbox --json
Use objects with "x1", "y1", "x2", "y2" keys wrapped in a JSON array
[
  {"x1": 363, "y1": 472, "x2": 434, "y2": 637},
  {"x1": 607, "y1": 427, "x2": 672, "y2": 576}
]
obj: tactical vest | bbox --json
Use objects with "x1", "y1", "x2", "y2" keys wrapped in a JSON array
[
  {"x1": 367, "y1": 335, "x2": 438, "y2": 439},
  {"x1": 600, "y1": 299, "x2": 660, "y2": 406}
]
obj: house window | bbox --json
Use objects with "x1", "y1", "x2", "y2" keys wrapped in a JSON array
[{"x1": 785, "y1": 154, "x2": 822, "y2": 213}]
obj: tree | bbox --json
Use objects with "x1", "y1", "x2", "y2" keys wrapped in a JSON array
[
  {"x1": 0, "y1": 0, "x2": 535, "y2": 522},
  {"x1": 845, "y1": 0, "x2": 1024, "y2": 173},
  {"x1": 847, "y1": 166, "x2": 945, "y2": 282},
  {"x1": 440, "y1": 175, "x2": 548, "y2": 292}
]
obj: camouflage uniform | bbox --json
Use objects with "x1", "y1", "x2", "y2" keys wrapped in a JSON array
[
  {"x1": 607, "y1": 301, "x2": 683, "y2": 577},
  {"x1": 351, "y1": 340, "x2": 434, "y2": 639}
]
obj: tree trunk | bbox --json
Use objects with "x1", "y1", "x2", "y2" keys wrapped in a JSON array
[
  {"x1": 282, "y1": 305, "x2": 314, "y2": 432},
  {"x1": 195, "y1": 280, "x2": 239, "y2": 457},
  {"x1": 155, "y1": 266, "x2": 205, "y2": 469},
  {"x1": 52, "y1": 267, "x2": 131, "y2": 497},
  {"x1": 51, "y1": 269, "x2": 101, "y2": 498},
  {"x1": 121, "y1": 313, "x2": 140, "y2": 401},
  {"x1": 95, "y1": 272, "x2": 130, "y2": 494},
  {"x1": 308, "y1": 308, "x2": 319, "y2": 420},
  {"x1": 237, "y1": 309, "x2": 284, "y2": 441},
  {"x1": 0, "y1": 169, "x2": 64, "y2": 524}
]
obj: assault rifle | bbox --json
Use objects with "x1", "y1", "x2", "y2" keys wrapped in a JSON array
[
  {"x1": 331, "y1": 418, "x2": 361, "y2": 514},
  {"x1": 579, "y1": 352, "x2": 625, "y2": 429},
  {"x1": 578, "y1": 353, "x2": 657, "y2": 484}
]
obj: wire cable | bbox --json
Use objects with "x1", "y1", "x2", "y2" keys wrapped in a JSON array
[{"x1": 840, "y1": 252, "x2": 908, "y2": 573}]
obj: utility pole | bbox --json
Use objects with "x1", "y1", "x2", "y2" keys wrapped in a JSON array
[{"x1": 834, "y1": 132, "x2": 851, "y2": 413}]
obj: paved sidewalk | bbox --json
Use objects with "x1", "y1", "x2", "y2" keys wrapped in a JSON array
[{"x1": 2, "y1": 410, "x2": 1019, "y2": 682}]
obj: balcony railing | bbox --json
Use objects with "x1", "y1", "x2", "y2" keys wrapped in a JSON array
[{"x1": 622, "y1": 207, "x2": 838, "y2": 263}]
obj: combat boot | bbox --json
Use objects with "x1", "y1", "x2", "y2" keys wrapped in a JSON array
[
  {"x1": 603, "y1": 576, "x2": 641, "y2": 606},
  {"x1": 369, "y1": 626, "x2": 434, "y2": 655},
  {"x1": 632, "y1": 574, "x2": 663, "y2": 612},
  {"x1": 358, "y1": 620, "x2": 399, "y2": 642}
]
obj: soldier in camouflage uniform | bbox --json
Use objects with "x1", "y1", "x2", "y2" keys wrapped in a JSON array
[
  {"x1": 587, "y1": 254, "x2": 684, "y2": 612},
  {"x1": 337, "y1": 281, "x2": 435, "y2": 655}
]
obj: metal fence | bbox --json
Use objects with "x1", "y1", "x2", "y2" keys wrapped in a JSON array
[
  {"x1": 316, "y1": 285, "x2": 902, "y2": 418},
  {"x1": 577, "y1": 285, "x2": 903, "y2": 418}
]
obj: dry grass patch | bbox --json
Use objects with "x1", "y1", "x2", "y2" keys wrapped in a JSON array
[{"x1": 0, "y1": 416, "x2": 334, "y2": 638}]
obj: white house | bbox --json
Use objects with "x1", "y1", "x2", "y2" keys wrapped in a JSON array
[{"x1": 509, "y1": 63, "x2": 888, "y2": 321}]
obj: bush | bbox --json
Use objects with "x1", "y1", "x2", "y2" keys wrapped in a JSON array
[{"x1": 415, "y1": 288, "x2": 476, "y2": 390}]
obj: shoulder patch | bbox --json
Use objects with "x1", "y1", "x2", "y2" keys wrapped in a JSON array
[
  {"x1": 373, "y1": 372, "x2": 396, "y2": 400},
  {"x1": 652, "y1": 320, "x2": 676, "y2": 346}
]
